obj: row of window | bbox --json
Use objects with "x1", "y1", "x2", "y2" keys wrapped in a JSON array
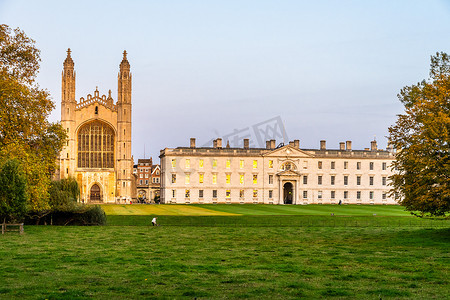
[
  {"x1": 316, "y1": 175, "x2": 388, "y2": 186},
  {"x1": 171, "y1": 173, "x2": 388, "y2": 186},
  {"x1": 175, "y1": 189, "x2": 264, "y2": 199},
  {"x1": 171, "y1": 158, "x2": 389, "y2": 171},
  {"x1": 140, "y1": 174, "x2": 160, "y2": 179},
  {"x1": 138, "y1": 168, "x2": 160, "y2": 174},
  {"x1": 138, "y1": 178, "x2": 160, "y2": 185},
  {"x1": 172, "y1": 189, "x2": 388, "y2": 200},
  {"x1": 319, "y1": 161, "x2": 388, "y2": 171},
  {"x1": 172, "y1": 173, "x2": 261, "y2": 184},
  {"x1": 316, "y1": 190, "x2": 387, "y2": 200},
  {"x1": 172, "y1": 159, "x2": 262, "y2": 169}
]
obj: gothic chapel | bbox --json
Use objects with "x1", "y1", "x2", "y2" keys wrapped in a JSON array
[{"x1": 58, "y1": 49, "x2": 133, "y2": 203}]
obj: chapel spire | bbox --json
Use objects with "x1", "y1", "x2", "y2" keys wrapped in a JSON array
[
  {"x1": 118, "y1": 50, "x2": 131, "y2": 104},
  {"x1": 62, "y1": 48, "x2": 76, "y2": 105},
  {"x1": 119, "y1": 50, "x2": 130, "y2": 73},
  {"x1": 63, "y1": 48, "x2": 74, "y2": 70}
]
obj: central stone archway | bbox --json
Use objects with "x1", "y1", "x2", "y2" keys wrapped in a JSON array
[
  {"x1": 90, "y1": 183, "x2": 102, "y2": 203},
  {"x1": 283, "y1": 182, "x2": 293, "y2": 204}
]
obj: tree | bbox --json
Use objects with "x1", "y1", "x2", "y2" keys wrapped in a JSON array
[
  {"x1": 389, "y1": 52, "x2": 450, "y2": 217},
  {"x1": 0, "y1": 25, "x2": 67, "y2": 218},
  {"x1": 48, "y1": 177, "x2": 80, "y2": 212},
  {"x1": 0, "y1": 159, "x2": 27, "y2": 223}
]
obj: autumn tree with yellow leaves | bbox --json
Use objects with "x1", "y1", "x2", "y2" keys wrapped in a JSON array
[
  {"x1": 389, "y1": 52, "x2": 450, "y2": 217},
  {"x1": 0, "y1": 24, "x2": 67, "y2": 220}
]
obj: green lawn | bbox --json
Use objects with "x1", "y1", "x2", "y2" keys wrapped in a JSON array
[
  {"x1": 192, "y1": 204, "x2": 412, "y2": 216},
  {"x1": 101, "y1": 204, "x2": 239, "y2": 216},
  {"x1": 0, "y1": 223, "x2": 448, "y2": 299},
  {"x1": 102, "y1": 204, "x2": 412, "y2": 216},
  {"x1": 105, "y1": 204, "x2": 444, "y2": 227}
]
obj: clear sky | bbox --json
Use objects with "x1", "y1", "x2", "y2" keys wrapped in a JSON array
[{"x1": 1, "y1": 0, "x2": 450, "y2": 162}]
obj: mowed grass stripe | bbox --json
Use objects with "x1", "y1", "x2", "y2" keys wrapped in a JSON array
[
  {"x1": 193, "y1": 204, "x2": 410, "y2": 216},
  {"x1": 102, "y1": 204, "x2": 412, "y2": 216},
  {"x1": 101, "y1": 204, "x2": 239, "y2": 216},
  {"x1": 194, "y1": 204, "x2": 411, "y2": 216},
  {"x1": 106, "y1": 215, "x2": 450, "y2": 227}
]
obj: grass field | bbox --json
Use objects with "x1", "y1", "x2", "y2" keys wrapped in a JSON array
[
  {"x1": 104, "y1": 204, "x2": 449, "y2": 228},
  {"x1": 101, "y1": 204, "x2": 239, "y2": 216},
  {"x1": 1, "y1": 224, "x2": 449, "y2": 299},
  {"x1": 1, "y1": 205, "x2": 449, "y2": 299},
  {"x1": 102, "y1": 204, "x2": 413, "y2": 216}
]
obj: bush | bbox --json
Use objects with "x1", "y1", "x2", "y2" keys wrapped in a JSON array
[
  {"x1": 25, "y1": 205, "x2": 106, "y2": 226},
  {"x1": 77, "y1": 205, "x2": 106, "y2": 225},
  {"x1": 27, "y1": 177, "x2": 107, "y2": 226}
]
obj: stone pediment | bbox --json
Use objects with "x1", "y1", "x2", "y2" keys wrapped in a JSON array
[
  {"x1": 276, "y1": 169, "x2": 302, "y2": 177},
  {"x1": 263, "y1": 145, "x2": 314, "y2": 158}
]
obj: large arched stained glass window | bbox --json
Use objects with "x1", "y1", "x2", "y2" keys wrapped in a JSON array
[{"x1": 77, "y1": 121, "x2": 115, "y2": 168}]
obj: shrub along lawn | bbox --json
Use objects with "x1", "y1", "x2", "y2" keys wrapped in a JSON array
[{"x1": 0, "y1": 218, "x2": 449, "y2": 299}]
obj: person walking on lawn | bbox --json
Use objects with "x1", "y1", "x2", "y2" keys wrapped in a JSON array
[{"x1": 152, "y1": 217, "x2": 158, "y2": 226}]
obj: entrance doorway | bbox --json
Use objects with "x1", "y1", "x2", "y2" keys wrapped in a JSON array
[
  {"x1": 90, "y1": 184, "x2": 102, "y2": 203},
  {"x1": 138, "y1": 190, "x2": 147, "y2": 203},
  {"x1": 283, "y1": 182, "x2": 293, "y2": 204}
]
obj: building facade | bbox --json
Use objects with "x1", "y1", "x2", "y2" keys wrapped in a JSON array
[
  {"x1": 133, "y1": 158, "x2": 160, "y2": 203},
  {"x1": 160, "y1": 138, "x2": 396, "y2": 205},
  {"x1": 58, "y1": 49, "x2": 133, "y2": 203}
]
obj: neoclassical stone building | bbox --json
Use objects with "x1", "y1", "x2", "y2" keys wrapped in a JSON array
[
  {"x1": 160, "y1": 138, "x2": 397, "y2": 205},
  {"x1": 58, "y1": 49, "x2": 133, "y2": 203}
]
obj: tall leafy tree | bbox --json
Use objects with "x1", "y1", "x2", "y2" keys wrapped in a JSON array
[
  {"x1": 0, "y1": 24, "x2": 67, "y2": 218},
  {"x1": 0, "y1": 159, "x2": 27, "y2": 223},
  {"x1": 389, "y1": 52, "x2": 450, "y2": 217},
  {"x1": 49, "y1": 177, "x2": 80, "y2": 212}
]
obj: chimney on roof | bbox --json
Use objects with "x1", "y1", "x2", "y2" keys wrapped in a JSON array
[
  {"x1": 270, "y1": 139, "x2": 276, "y2": 149},
  {"x1": 294, "y1": 139, "x2": 299, "y2": 148},
  {"x1": 213, "y1": 139, "x2": 217, "y2": 148},
  {"x1": 371, "y1": 140, "x2": 377, "y2": 151},
  {"x1": 339, "y1": 142, "x2": 345, "y2": 150},
  {"x1": 289, "y1": 141, "x2": 294, "y2": 146},
  {"x1": 346, "y1": 140, "x2": 352, "y2": 151},
  {"x1": 320, "y1": 140, "x2": 326, "y2": 150},
  {"x1": 216, "y1": 138, "x2": 222, "y2": 148},
  {"x1": 190, "y1": 138, "x2": 196, "y2": 148},
  {"x1": 266, "y1": 140, "x2": 271, "y2": 149},
  {"x1": 243, "y1": 139, "x2": 249, "y2": 149},
  {"x1": 387, "y1": 143, "x2": 394, "y2": 153}
]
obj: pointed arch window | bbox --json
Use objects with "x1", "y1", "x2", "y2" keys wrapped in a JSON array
[{"x1": 77, "y1": 121, "x2": 115, "y2": 168}]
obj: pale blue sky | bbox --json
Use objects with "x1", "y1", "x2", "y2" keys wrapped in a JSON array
[{"x1": 1, "y1": 0, "x2": 450, "y2": 161}]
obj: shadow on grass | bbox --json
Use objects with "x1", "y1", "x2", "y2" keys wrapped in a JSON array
[
  {"x1": 107, "y1": 215, "x2": 450, "y2": 228},
  {"x1": 384, "y1": 227, "x2": 450, "y2": 245}
]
